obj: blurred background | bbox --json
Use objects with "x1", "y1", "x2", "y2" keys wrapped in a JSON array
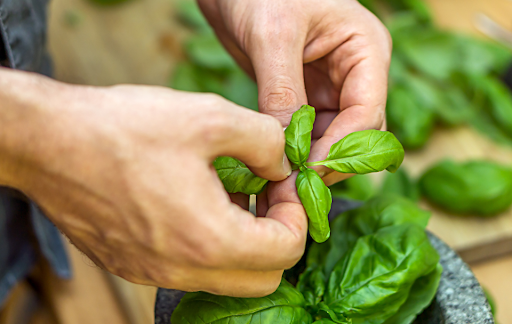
[{"x1": 2, "y1": 0, "x2": 512, "y2": 323}]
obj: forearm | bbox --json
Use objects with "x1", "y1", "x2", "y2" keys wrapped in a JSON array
[{"x1": 0, "y1": 68, "x2": 62, "y2": 191}]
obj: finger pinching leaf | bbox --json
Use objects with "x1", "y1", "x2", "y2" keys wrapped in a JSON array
[
  {"x1": 213, "y1": 156, "x2": 268, "y2": 195},
  {"x1": 285, "y1": 105, "x2": 316, "y2": 166},
  {"x1": 296, "y1": 168, "x2": 332, "y2": 243}
]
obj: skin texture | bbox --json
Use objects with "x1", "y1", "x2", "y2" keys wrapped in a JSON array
[
  {"x1": 0, "y1": 68, "x2": 306, "y2": 297},
  {"x1": 198, "y1": 0, "x2": 392, "y2": 215},
  {"x1": 1, "y1": 0, "x2": 391, "y2": 297}
]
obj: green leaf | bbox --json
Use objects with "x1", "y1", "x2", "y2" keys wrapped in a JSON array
[
  {"x1": 387, "y1": 86, "x2": 435, "y2": 149},
  {"x1": 285, "y1": 105, "x2": 316, "y2": 166},
  {"x1": 171, "y1": 279, "x2": 313, "y2": 324},
  {"x1": 185, "y1": 34, "x2": 237, "y2": 70},
  {"x1": 213, "y1": 157, "x2": 268, "y2": 195},
  {"x1": 483, "y1": 287, "x2": 497, "y2": 318},
  {"x1": 380, "y1": 168, "x2": 420, "y2": 202},
  {"x1": 325, "y1": 224, "x2": 440, "y2": 323},
  {"x1": 383, "y1": 263, "x2": 442, "y2": 324},
  {"x1": 329, "y1": 175, "x2": 375, "y2": 201},
  {"x1": 297, "y1": 266, "x2": 327, "y2": 307},
  {"x1": 307, "y1": 130, "x2": 404, "y2": 174},
  {"x1": 170, "y1": 62, "x2": 205, "y2": 93},
  {"x1": 297, "y1": 168, "x2": 332, "y2": 243},
  {"x1": 419, "y1": 160, "x2": 512, "y2": 215},
  {"x1": 176, "y1": 1, "x2": 212, "y2": 33},
  {"x1": 221, "y1": 69, "x2": 259, "y2": 111},
  {"x1": 398, "y1": 29, "x2": 459, "y2": 81}
]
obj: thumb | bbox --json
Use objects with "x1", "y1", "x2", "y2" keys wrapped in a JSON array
[{"x1": 247, "y1": 22, "x2": 308, "y2": 126}]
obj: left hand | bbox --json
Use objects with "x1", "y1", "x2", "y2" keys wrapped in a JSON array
[{"x1": 199, "y1": 0, "x2": 391, "y2": 215}]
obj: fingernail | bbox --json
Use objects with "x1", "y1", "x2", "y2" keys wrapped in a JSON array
[{"x1": 283, "y1": 153, "x2": 292, "y2": 177}]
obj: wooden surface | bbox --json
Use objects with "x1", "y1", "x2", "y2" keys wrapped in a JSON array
[
  {"x1": 47, "y1": 0, "x2": 187, "y2": 86},
  {"x1": 472, "y1": 255, "x2": 512, "y2": 323}
]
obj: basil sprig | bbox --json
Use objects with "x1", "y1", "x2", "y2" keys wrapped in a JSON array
[
  {"x1": 213, "y1": 105, "x2": 405, "y2": 243},
  {"x1": 172, "y1": 195, "x2": 442, "y2": 324}
]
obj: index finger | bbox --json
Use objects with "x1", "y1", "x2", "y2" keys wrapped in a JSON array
[{"x1": 308, "y1": 30, "x2": 391, "y2": 180}]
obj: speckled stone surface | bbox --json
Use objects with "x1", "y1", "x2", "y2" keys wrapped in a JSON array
[{"x1": 154, "y1": 199, "x2": 495, "y2": 324}]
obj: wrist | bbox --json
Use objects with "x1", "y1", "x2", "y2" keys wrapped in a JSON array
[{"x1": 0, "y1": 68, "x2": 70, "y2": 192}]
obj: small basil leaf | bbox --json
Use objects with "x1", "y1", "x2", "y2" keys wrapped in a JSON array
[
  {"x1": 296, "y1": 168, "x2": 332, "y2": 243},
  {"x1": 381, "y1": 168, "x2": 420, "y2": 202},
  {"x1": 285, "y1": 105, "x2": 316, "y2": 166},
  {"x1": 213, "y1": 157, "x2": 268, "y2": 195},
  {"x1": 383, "y1": 263, "x2": 443, "y2": 324},
  {"x1": 325, "y1": 224, "x2": 440, "y2": 323},
  {"x1": 308, "y1": 130, "x2": 404, "y2": 174},
  {"x1": 297, "y1": 266, "x2": 326, "y2": 307},
  {"x1": 171, "y1": 279, "x2": 313, "y2": 324},
  {"x1": 419, "y1": 160, "x2": 512, "y2": 215}
]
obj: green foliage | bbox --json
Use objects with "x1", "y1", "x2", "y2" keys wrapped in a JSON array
[
  {"x1": 371, "y1": 0, "x2": 512, "y2": 149},
  {"x1": 213, "y1": 157, "x2": 268, "y2": 195},
  {"x1": 285, "y1": 105, "x2": 316, "y2": 166},
  {"x1": 214, "y1": 106, "x2": 404, "y2": 243},
  {"x1": 306, "y1": 130, "x2": 404, "y2": 174},
  {"x1": 329, "y1": 175, "x2": 375, "y2": 201},
  {"x1": 172, "y1": 2, "x2": 259, "y2": 110},
  {"x1": 381, "y1": 168, "x2": 420, "y2": 202},
  {"x1": 172, "y1": 195, "x2": 442, "y2": 324},
  {"x1": 419, "y1": 160, "x2": 512, "y2": 215},
  {"x1": 297, "y1": 168, "x2": 332, "y2": 243},
  {"x1": 171, "y1": 279, "x2": 313, "y2": 324}
]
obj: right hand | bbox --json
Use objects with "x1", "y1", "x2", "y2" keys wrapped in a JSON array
[{"x1": 0, "y1": 69, "x2": 307, "y2": 297}]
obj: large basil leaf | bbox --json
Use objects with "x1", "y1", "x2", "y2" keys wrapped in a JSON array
[
  {"x1": 419, "y1": 160, "x2": 512, "y2": 215},
  {"x1": 380, "y1": 169, "x2": 420, "y2": 202},
  {"x1": 324, "y1": 224, "x2": 440, "y2": 323},
  {"x1": 383, "y1": 263, "x2": 442, "y2": 324},
  {"x1": 285, "y1": 105, "x2": 316, "y2": 166},
  {"x1": 322, "y1": 195, "x2": 431, "y2": 277},
  {"x1": 213, "y1": 156, "x2": 268, "y2": 195},
  {"x1": 296, "y1": 168, "x2": 332, "y2": 243},
  {"x1": 171, "y1": 279, "x2": 313, "y2": 324},
  {"x1": 307, "y1": 130, "x2": 404, "y2": 174}
]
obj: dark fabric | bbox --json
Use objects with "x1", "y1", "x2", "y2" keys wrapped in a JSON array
[{"x1": 0, "y1": 0, "x2": 71, "y2": 308}]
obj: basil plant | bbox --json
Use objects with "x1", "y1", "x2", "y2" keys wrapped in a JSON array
[
  {"x1": 172, "y1": 195, "x2": 442, "y2": 324},
  {"x1": 213, "y1": 105, "x2": 405, "y2": 243}
]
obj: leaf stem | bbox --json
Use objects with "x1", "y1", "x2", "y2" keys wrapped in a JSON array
[{"x1": 305, "y1": 161, "x2": 327, "y2": 167}]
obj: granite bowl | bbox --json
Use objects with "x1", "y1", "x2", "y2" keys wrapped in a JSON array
[{"x1": 154, "y1": 199, "x2": 494, "y2": 324}]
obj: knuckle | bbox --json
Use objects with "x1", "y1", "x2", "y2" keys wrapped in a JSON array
[{"x1": 261, "y1": 80, "x2": 301, "y2": 121}]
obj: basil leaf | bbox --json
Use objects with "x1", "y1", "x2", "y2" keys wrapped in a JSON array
[
  {"x1": 419, "y1": 160, "x2": 512, "y2": 215},
  {"x1": 322, "y1": 194, "x2": 431, "y2": 277},
  {"x1": 381, "y1": 168, "x2": 420, "y2": 202},
  {"x1": 387, "y1": 86, "x2": 435, "y2": 149},
  {"x1": 213, "y1": 157, "x2": 268, "y2": 195},
  {"x1": 296, "y1": 168, "x2": 332, "y2": 243},
  {"x1": 285, "y1": 105, "x2": 316, "y2": 166},
  {"x1": 383, "y1": 263, "x2": 443, "y2": 324},
  {"x1": 307, "y1": 130, "x2": 404, "y2": 174},
  {"x1": 297, "y1": 266, "x2": 327, "y2": 307},
  {"x1": 324, "y1": 224, "x2": 440, "y2": 323},
  {"x1": 329, "y1": 175, "x2": 375, "y2": 201},
  {"x1": 171, "y1": 279, "x2": 313, "y2": 324}
]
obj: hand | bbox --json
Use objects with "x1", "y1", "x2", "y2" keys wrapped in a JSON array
[
  {"x1": 0, "y1": 69, "x2": 307, "y2": 297},
  {"x1": 199, "y1": 0, "x2": 391, "y2": 215}
]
